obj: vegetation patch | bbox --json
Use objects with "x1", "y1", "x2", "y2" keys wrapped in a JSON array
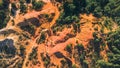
[{"x1": 32, "y1": 0, "x2": 44, "y2": 11}]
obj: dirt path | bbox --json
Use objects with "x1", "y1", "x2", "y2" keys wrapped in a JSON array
[
  {"x1": 50, "y1": 5, "x2": 60, "y2": 27},
  {"x1": 41, "y1": 2, "x2": 60, "y2": 29}
]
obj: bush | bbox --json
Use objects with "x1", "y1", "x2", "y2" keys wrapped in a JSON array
[
  {"x1": 32, "y1": 1, "x2": 44, "y2": 11},
  {"x1": 19, "y1": 45, "x2": 25, "y2": 57},
  {"x1": 76, "y1": 44, "x2": 84, "y2": 51},
  {"x1": 20, "y1": 3, "x2": 27, "y2": 13},
  {"x1": 72, "y1": 64, "x2": 76, "y2": 68},
  {"x1": 97, "y1": 60, "x2": 115, "y2": 68},
  {"x1": 83, "y1": 60, "x2": 88, "y2": 68},
  {"x1": 66, "y1": 44, "x2": 72, "y2": 53},
  {"x1": 29, "y1": 47, "x2": 37, "y2": 60},
  {"x1": 26, "y1": 0, "x2": 31, "y2": 3},
  {"x1": 57, "y1": 14, "x2": 79, "y2": 25},
  {"x1": 106, "y1": 28, "x2": 120, "y2": 67},
  {"x1": 63, "y1": 3, "x2": 76, "y2": 15},
  {"x1": 36, "y1": 32, "x2": 46, "y2": 44},
  {"x1": 11, "y1": 3, "x2": 17, "y2": 10}
]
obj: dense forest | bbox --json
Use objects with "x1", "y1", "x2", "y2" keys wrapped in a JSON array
[{"x1": 57, "y1": 0, "x2": 120, "y2": 25}]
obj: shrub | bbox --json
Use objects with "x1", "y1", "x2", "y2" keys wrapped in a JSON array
[
  {"x1": 11, "y1": 3, "x2": 17, "y2": 10},
  {"x1": 76, "y1": 44, "x2": 84, "y2": 51},
  {"x1": 66, "y1": 44, "x2": 72, "y2": 53},
  {"x1": 26, "y1": 0, "x2": 31, "y2": 3},
  {"x1": 32, "y1": 1, "x2": 44, "y2": 11},
  {"x1": 19, "y1": 45, "x2": 25, "y2": 57},
  {"x1": 83, "y1": 60, "x2": 88, "y2": 68},
  {"x1": 72, "y1": 64, "x2": 77, "y2": 68},
  {"x1": 29, "y1": 47, "x2": 37, "y2": 60},
  {"x1": 20, "y1": 3, "x2": 27, "y2": 13}
]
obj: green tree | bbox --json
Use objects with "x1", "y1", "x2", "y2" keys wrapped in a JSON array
[
  {"x1": 97, "y1": 60, "x2": 113, "y2": 68},
  {"x1": 11, "y1": 3, "x2": 17, "y2": 10},
  {"x1": 26, "y1": 0, "x2": 31, "y2": 3},
  {"x1": 33, "y1": 1, "x2": 44, "y2": 11},
  {"x1": 73, "y1": 0, "x2": 86, "y2": 13},
  {"x1": 94, "y1": 6, "x2": 103, "y2": 17},
  {"x1": 66, "y1": 44, "x2": 72, "y2": 53},
  {"x1": 20, "y1": 3, "x2": 27, "y2": 13},
  {"x1": 0, "y1": 10, "x2": 6, "y2": 29},
  {"x1": 20, "y1": 45, "x2": 25, "y2": 57},
  {"x1": 63, "y1": 3, "x2": 76, "y2": 15},
  {"x1": 85, "y1": 2, "x2": 98, "y2": 14},
  {"x1": 96, "y1": 0, "x2": 109, "y2": 8}
]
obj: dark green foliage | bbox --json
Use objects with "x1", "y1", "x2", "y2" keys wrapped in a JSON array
[
  {"x1": 32, "y1": 1, "x2": 44, "y2": 11},
  {"x1": 93, "y1": 38, "x2": 101, "y2": 54},
  {"x1": 107, "y1": 29, "x2": 120, "y2": 52},
  {"x1": 0, "y1": 0, "x2": 10, "y2": 29},
  {"x1": 11, "y1": 3, "x2": 17, "y2": 16},
  {"x1": 60, "y1": 57, "x2": 72, "y2": 68},
  {"x1": 56, "y1": 0, "x2": 120, "y2": 68},
  {"x1": 80, "y1": 53, "x2": 85, "y2": 64},
  {"x1": 57, "y1": 0, "x2": 80, "y2": 25},
  {"x1": 29, "y1": 47, "x2": 37, "y2": 60},
  {"x1": 2, "y1": 0, "x2": 10, "y2": 9},
  {"x1": 92, "y1": 32, "x2": 104, "y2": 56},
  {"x1": 73, "y1": 0, "x2": 86, "y2": 13},
  {"x1": 0, "y1": 39, "x2": 16, "y2": 58},
  {"x1": 66, "y1": 44, "x2": 72, "y2": 53},
  {"x1": 76, "y1": 44, "x2": 84, "y2": 51},
  {"x1": 97, "y1": 59, "x2": 120, "y2": 68},
  {"x1": 97, "y1": 0, "x2": 109, "y2": 8},
  {"x1": 58, "y1": 0, "x2": 120, "y2": 24},
  {"x1": 19, "y1": 45, "x2": 25, "y2": 57},
  {"x1": 11, "y1": 3, "x2": 17, "y2": 10},
  {"x1": 72, "y1": 64, "x2": 76, "y2": 68},
  {"x1": 41, "y1": 32, "x2": 46, "y2": 41},
  {"x1": 73, "y1": 22, "x2": 80, "y2": 33},
  {"x1": 44, "y1": 57, "x2": 50, "y2": 67},
  {"x1": 57, "y1": 0, "x2": 120, "y2": 25},
  {"x1": 85, "y1": 0, "x2": 120, "y2": 25},
  {"x1": 114, "y1": 17, "x2": 120, "y2": 25},
  {"x1": 94, "y1": 6, "x2": 103, "y2": 17},
  {"x1": 0, "y1": 2, "x2": 3, "y2": 9},
  {"x1": 36, "y1": 32, "x2": 46, "y2": 44},
  {"x1": 83, "y1": 60, "x2": 89, "y2": 68},
  {"x1": 41, "y1": 53, "x2": 50, "y2": 67},
  {"x1": 63, "y1": 2, "x2": 76, "y2": 15},
  {"x1": 0, "y1": 10, "x2": 6, "y2": 27},
  {"x1": 57, "y1": 13, "x2": 79, "y2": 25},
  {"x1": 20, "y1": 3, "x2": 27, "y2": 13},
  {"x1": 64, "y1": 15, "x2": 79, "y2": 23},
  {"x1": 20, "y1": 24, "x2": 35, "y2": 36},
  {"x1": 97, "y1": 60, "x2": 113, "y2": 68},
  {"x1": 26, "y1": 0, "x2": 31, "y2": 3},
  {"x1": 105, "y1": 28, "x2": 120, "y2": 67}
]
